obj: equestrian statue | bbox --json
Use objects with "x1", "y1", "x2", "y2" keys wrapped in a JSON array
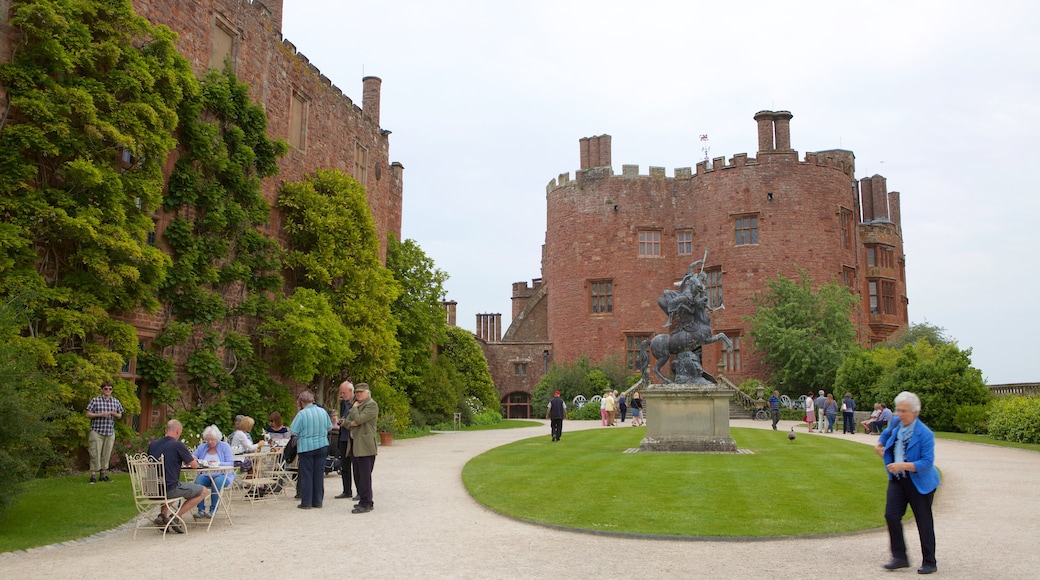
[{"x1": 638, "y1": 252, "x2": 732, "y2": 384}]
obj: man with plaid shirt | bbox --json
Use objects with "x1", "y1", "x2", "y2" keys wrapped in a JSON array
[{"x1": 85, "y1": 382, "x2": 124, "y2": 484}]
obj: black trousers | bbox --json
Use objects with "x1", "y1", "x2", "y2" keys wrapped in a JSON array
[
  {"x1": 771, "y1": 409, "x2": 780, "y2": 429},
  {"x1": 885, "y1": 477, "x2": 936, "y2": 566},
  {"x1": 351, "y1": 454, "x2": 376, "y2": 508},
  {"x1": 337, "y1": 440, "x2": 353, "y2": 495},
  {"x1": 550, "y1": 418, "x2": 563, "y2": 440},
  {"x1": 842, "y1": 411, "x2": 855, "y2": 433}
]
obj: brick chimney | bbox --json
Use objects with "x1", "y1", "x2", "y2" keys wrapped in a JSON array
[
  {"x1": 442, "y1": 300, "x2": 457, "y2": 327},
  {"x1": 362, "y1": 76, "x2": 382, "y2": 126},
  {"x1": 754, "y1": 111, "x2": 775, "y2": 153},
  {"x1": 579, "y1": 135, "x2": 612, "y2": 170},
  {"x1": 772, "y1": 110, "x2": 793, "y2": 150},
  {"x1": 476, "y1": 313, "x2": 502, "y2": 342}
]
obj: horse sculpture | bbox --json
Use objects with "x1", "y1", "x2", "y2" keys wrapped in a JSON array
[{"x1": 638, "y1": 256, "x2": 733, "y2": 384}]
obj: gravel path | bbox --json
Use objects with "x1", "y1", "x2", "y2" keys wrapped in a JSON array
[{"x1": 2, "y1": 418, "x2": 1037, "y2": 579}]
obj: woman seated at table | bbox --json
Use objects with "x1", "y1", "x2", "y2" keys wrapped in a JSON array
[
  {"x1": 230, "y1": 415, "x2": 266, "y2": 454},
  {"x1": 264, "y1": 411, "x2": 291, "y2": 442},
  {"x1": 191, "y1": 425, "x2": 235, "y2": 520}
]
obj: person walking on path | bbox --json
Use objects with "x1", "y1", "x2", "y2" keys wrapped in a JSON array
[
  {"x1": 842, "y1": 392, "x2": 856, "y2": 434},
  {"x1": 876, "y1": 391, "x2": 940, "y2": 575},
  {"x1": 804, "y1": 391, "x2": 816, "y2": 431},
  {"x1": 814, "y1": 390, "x2": 827, "y2": 432},
  {"x1": 618, "y1": 392, "x2": 628, "y2": 423},
  {"x1": 824, "y1": 393, "x2": 839, "y2": 433},
  {"x1": 291, "y1": 389, "x2": 332, "y2": 509},
  {"x1": 85, "y1": 381, "x2": 124, "y2": 484},
  {"x1": 630, "y1": 392, "x2": 645, "y2": 426},
  {"x1": 769, "y1": 390, "x2": 781, "y2": 430},
  {"x1": 334, "y1": 380, "x2": 356, "y2": 500},
  {"x1": 546, "y1": 391, "x2": 567, "y2": 441},
  {"x1": 347, "y1": 383, "x2": 378, "y2": 513}
]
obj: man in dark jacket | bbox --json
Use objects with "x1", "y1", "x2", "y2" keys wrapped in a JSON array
[
  {"x1": 334, "y1": 380, "x2": 355, "y2": 500},
  {"x1": 546, "y1": 391, "x2": 567, "y2": 441}
]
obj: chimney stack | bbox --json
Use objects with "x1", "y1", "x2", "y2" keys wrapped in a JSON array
[
  {"x1": 578, "y1": 135, "x2": 613, "y2": 170},
  {"x1": 754, "y1": 111, "x2": 775, "y2": 153},
  {"x1": 362, "y1": 76, "x2": 382, "y2": 126},
  {"x1": 442, "y1": 300, "x2": 457, "y2": 327},
  {"x1": 773, "y1": 111, "x2": 793, "y2": 150}
]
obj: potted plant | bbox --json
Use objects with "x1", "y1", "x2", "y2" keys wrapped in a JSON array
[{"x1": 377, "y1": 412, "x2": 397, "y2": 446}]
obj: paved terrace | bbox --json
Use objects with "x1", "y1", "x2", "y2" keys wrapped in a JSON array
[{"x1": 1, "y1": 419, "x2": 1037, "y2": 579}]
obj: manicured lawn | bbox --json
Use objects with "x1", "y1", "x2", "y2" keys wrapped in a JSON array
[
  {"x1": 935, "y1": 431, "x2": 1040, "y2": 452},
  {"x1": 463, "y1": 427, "x2": 887, "y2": 537},
  {"x1": 0, "y1": 473, "x2": 137, "y2": 553},
  {"x1": 464, "y1": 419, "x2": 542, "y2": 431}
]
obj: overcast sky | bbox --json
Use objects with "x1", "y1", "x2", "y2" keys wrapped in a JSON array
[{"x1": 281, "y1": 0, "x2": 1038, "y2": 385}]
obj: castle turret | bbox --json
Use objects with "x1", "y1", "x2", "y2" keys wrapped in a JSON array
[{"x1": 362, "y1": 76, "x2": 382, "y2": 126}]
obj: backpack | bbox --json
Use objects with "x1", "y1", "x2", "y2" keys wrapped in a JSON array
[{"x1": 282, "y1": 434, "x2": 298, "y2": 464}]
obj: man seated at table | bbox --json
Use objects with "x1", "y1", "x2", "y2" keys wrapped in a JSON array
[
  {"x1": 147, "y1": 419, "x2": 206, "y2": 534},
  {"x1": 872, "y1": 403, "x2": 894, "y2": 434}
]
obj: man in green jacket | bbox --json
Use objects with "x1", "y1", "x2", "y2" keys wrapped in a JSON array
[{"x1": 347, "y1": 383, "x2": 379, "y2": 513}]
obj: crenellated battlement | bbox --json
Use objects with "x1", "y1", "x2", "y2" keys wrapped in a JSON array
[{"x1": 280, "y1": 39, "x2": 356, "y2": 107}]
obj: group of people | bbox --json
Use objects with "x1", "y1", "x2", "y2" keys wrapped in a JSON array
[
  {"x1": 85, "y1": 378, "x2": 383, "y2": 535},
  {"x1": 598, "y1": 390, "x2": 644, "y2": 426},
  {"x1": 861, "y1": 403, "x2": 894, "y2": 434},
  {"x1": 800, "y1": 390, "x2": 858, "y2": 433}
]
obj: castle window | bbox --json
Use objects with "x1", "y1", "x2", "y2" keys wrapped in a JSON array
[
  {"x1": 637, "y1": 230, "x2": 661, "y2": 257},
  {"x1": 721, "y1": 334, "x2": 741, "y2": 373},
  {"x1": 839, "y1": 208, "x2": 853, "y2": 249},
  {"x1": 881, "y1": 280, "x2": 896, "y2": 314},
  {"x1": 354, "y1": 141, "x2": 369, "y2": 187},
  {"x1": 289, "y1": 91, "x2": 308, "y2": 150},
  {"x1": 209, "y1": 18, "x2": 237, "y2": 71},
  {"x1": 677, "y1": 230, "x2": 693, "y2": 256},
  {"x1": 841, "y1": 266, "x2": 856, "y2": 289},
  {"x1": 590, "y1": 279, "x2": 613, "y2": 314},
  {"x1": 704, "y1": 267, "x2": 722, "y2": 309},
  {"x1": 868, "y1": 281, "x2": 879, "y2": 313},
  {"x1": 734, "y1": 215, "x2": 758, "y2": 245},
  {"x1": 513, "y1": 362, "x2": 528, "y2": 376},
  {"x1": 866, "y1": 244, "x2": 894, "y2": 268},
  {"x1": 625, "y1": 333, "x2": 651, "y2": 370}
]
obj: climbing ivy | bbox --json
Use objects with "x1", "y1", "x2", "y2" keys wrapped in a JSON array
[
  {"x1": 153, "y1": 67, "x2": 289, "y2": 426},
  {"x1": 0, "y1": 0, "x2": 196, "y2": 447}
]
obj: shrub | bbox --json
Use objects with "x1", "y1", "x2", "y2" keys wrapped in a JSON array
[
  {"x1": 571, "y1": 400, "x2": 603, "y2": 421},
  {"x1": 953, "y1": 403, "x2": 990, "y2": 435},
  {"x1": 988, "y1": 396, "x2": 1040, "y2": 444},
  {"x1": 471, "y1": 410, "x2": 502, "y2": 426}
]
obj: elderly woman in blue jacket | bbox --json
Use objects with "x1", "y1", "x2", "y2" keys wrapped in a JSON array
[
  {"x1": 192, "y1": 425, "x2": 236, "y2": 520},
  {"x1": 875, "y1": 391, "x2": 940, "y2": 575}
]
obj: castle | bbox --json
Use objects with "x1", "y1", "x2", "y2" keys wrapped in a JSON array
[
  {"x1": 477, "y1": 111, "x2": 908, "y2": 418},
  {"x1": 0, "y1": 0, "x2": 403, "y2": 430}
]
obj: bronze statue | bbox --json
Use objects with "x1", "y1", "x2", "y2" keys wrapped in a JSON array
[{"x1": 639, "y1": 252, "x2": 732, "y2": 384}]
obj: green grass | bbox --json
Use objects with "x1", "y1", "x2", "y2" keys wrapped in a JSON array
[
  {"x1": 0, "y1": 473, "x2": 137, "y2": 553},
  {"x1": 935, "y1": 431, "x2": 1040, "y2": 452},
  {"x1": 464, "y1": 419, "x2": 542, "y2": 431},
  {"x1": 463, "y1": 426, "x2": 887, "y2": 537}
]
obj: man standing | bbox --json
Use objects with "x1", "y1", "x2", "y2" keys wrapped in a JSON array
[
  {"x1": 814, "y1": 390, "x2": 827, "y2": 432},
  {"x1": 347, "y1": 383, "x2": 378, "y2": 514},
  {"x1": 85, "y1": 381, "x2": 124, "y2": 484},
  {"x1": 768, "y1": 390, "x2": 781, "y2": 430},
  {"x1": 875, "y1": 391, "x2": 940, "y2": 575},
  {"x1": 604, "y1": 390, "x2": 616, "y2": 426},
  {"x1": 147, "y1": 419, "x2": 205, "y2": 533},
  {"x1": 291, "y1": 390, "x2": 332, "y2": 509},
  {"x1": 334, "y1": 380, "x2": 356, "y2": 500},
  {"x1": 546, "y1": 390, "x2": 567, "y2": 441}
]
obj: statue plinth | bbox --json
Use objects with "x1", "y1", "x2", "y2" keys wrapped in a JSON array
[{"x1": 638, "y1": 382, "x2": 737, "y2": 453}]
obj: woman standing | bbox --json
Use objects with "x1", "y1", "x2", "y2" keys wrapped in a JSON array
[
  {"x1": 290, "y1": 390, "x2": 332, "y2": 509},
  {"x1": 630, "y1": 392, "x2": 645, "y2": 426},
  {"x1": 804, "y1": 392, "x2": 815, "y2": 432},
  {"x1": 842, "y1": 393, "x2": 857, "y2": 434},
  {"x1": 191, "y1": 425, "x2": 235, "y2": 519},
  {"x1": 824, "y1": 393, "x2": 839, "y2": 433}
]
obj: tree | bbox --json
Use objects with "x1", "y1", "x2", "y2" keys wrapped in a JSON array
[
  {"x1": 387, "y1": 236, "x2": 448, "y2": 409},
  {"x1": 745, "y1": 269, "x2": 858, "y2": 394},
  {"x1": 278, "y1": 169, "x2": 400, "y2": 405},
  {"x1": 874, "y1": 340, "x2": 991, "y2": 432},
  {"x1": 0, "y1": 0, "x2": 196, "y2": 448},
  {"x1": 883, "y1": 320, "x2": 951, "y2": 349},
  {"x1": 834, "y1": 345, "x2": 900, "y2": 407},
  {"x1": 531, "y1": 356, "x2": 619, "y2": 415},
  {"x1": 259, "y1": 288, "x2": 352, "y2": 389},
  {"x1": 439, "y1": 325, "x2": 497, "y2": 410}
]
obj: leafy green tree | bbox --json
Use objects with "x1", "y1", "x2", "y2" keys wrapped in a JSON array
[
  {"x1": 439, "y1": 325, "x2": 497, "y2": 410},
  {"x1": 387, "y1": 236, "x2": 448, "y2": 408},
  {"x1": 259, "y1": 288, "x2": 351, "y2": 394},
  {"x1": 874, "y1": 340, "x2": 991, "y2": 432},
  {"x1": 0, "y1": 0, "x2": 196, "y2": 448},
  {"x1": 278, "y1": 169, "x2": 400, "y2": 405},
  {"x1": 834, "y1": 346, "x2": 900, "y2": 408},
  {"x1": 883, "y1": 321, "x2": 952, "y2": 349},
  {"x1": 745, "y1": 269, "x2": 858, "y2": 394},
  {"x1": 532, "y1": 356, "x2": 617, "y2": 415}
]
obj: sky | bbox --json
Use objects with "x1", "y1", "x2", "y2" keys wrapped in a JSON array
[{"x1": 281, "y1": 0, "x2": 1039, "y2": 385}]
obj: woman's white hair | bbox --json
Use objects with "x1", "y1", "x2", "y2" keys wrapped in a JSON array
[
  {"x1": 203, "y1": 424, "x2": 223, "y2": 441},
  {"x1": 894, "y1": 391, "x2": 921, "y2": 413}
]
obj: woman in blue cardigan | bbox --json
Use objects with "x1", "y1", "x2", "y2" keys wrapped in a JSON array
[
  {"x1": 192, "y1": 425, "x2": 236, "y2": 520},
  {"x1": 874, "y1": 391, "x2": 940, "y2": 575}
]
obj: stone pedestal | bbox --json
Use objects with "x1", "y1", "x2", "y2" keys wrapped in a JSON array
[{"x1": 639, "y1": 382, "x2": 737, "y2": 453}]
